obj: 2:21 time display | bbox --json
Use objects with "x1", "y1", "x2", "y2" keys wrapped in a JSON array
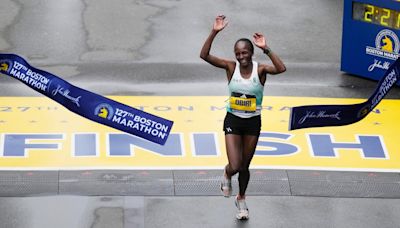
[{"x1": 353, "y1": 2, "x2": 400, "y2": 30}]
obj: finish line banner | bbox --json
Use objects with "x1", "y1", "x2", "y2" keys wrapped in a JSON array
[
  {"x1": 0, "y1": 53, "x2": 173, "y2": 145},
  {"x1": 289, "y1": 57, "x2": 400, "y2": 130}
]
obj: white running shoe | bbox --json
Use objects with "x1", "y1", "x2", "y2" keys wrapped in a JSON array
[
  {"x1": 220, "y1": 170, "x2": 232, "y2": 198},
  {"x1": 235, "y1": 196, "x2": 249, "y2": 220}
]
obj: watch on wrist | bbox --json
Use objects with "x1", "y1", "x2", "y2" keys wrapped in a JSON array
[{"x1": 263, "y1": 47, "x2": 271, "y2": 55}]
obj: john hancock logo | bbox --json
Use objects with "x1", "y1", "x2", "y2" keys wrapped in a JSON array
[
  {"x1": 0, "y1": 60, "x2": 12, "y2": 74},
  {"x1": 94, "y1": 103, "x2": 114, "y2": 120},
  {"x1": 366, "y1": 29, "x2": 400, "y2": 60}
]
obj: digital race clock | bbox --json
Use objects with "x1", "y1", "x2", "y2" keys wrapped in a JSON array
[
  {"x1": 341, "y1": 0, "x2": 400, "y2": 85},
  {"x1": 353, "y1": 2, "x2": 400, "y2": 30}
]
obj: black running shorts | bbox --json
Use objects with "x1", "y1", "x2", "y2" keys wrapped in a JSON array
[{"x1": 223, "y1": 112, "x2": 261, "y2": 136}]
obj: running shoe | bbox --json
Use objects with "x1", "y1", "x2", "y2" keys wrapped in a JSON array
[
  {"x1": 235, "y1": 196, "x2": 249, "y2": 220},
  {"x1": 220, "y1": 170, "x2": 232, "y2": 197}
]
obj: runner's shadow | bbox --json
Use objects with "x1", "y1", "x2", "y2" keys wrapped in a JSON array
[{"x1": 234, "y1": 219, "x2": 250, "y2": 227}]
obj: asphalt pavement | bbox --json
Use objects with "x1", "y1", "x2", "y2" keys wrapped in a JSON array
[{"x1": 0, "y1": 0, "x2": 400, "y2": 227}]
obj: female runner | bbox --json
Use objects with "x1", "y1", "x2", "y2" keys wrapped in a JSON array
[{"x1": 200, "y1": 15, "x2": 286, "y2": 220}]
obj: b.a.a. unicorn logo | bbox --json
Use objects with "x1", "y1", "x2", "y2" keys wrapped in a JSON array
[
  {"x1": 0, "y1": 60, "x2": 12, "y2": 74},
  {"x1": 357, "y1": 104, "x2": 371, "y2": 119},
  {"x1": 366, "y1": 29, "x2": 400, "y2": 60},
  {"x1": 381, "y1": 35, "x2": 393, "y2": 53},
  {"x1": 94, "y1": 103, "x2": 114, "y2": 120}
]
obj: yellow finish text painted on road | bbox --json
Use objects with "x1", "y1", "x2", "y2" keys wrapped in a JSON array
[{"x1": 0, "y1": 96, "x2": 399, "y2": 171}]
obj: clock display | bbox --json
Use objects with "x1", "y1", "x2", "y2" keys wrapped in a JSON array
[{"x1": 353, "y1": 2, "x2": 400, "y2": 30}]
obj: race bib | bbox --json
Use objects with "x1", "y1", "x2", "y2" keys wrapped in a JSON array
[{"x1": 229, "y1": 96, "x2": 256, "y2": 112}]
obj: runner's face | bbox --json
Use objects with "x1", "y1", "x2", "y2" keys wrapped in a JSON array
[{"x1": 234, "y1": 42, "x2": 252, "y2": 67}]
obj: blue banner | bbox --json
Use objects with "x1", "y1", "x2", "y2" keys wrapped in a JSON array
[
  {"x1": 289, "y1": 57, "x2": 400, "y2": 130},
  {"x1": 0, "y1": 53, "x2": 173, "y2": 145}
]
